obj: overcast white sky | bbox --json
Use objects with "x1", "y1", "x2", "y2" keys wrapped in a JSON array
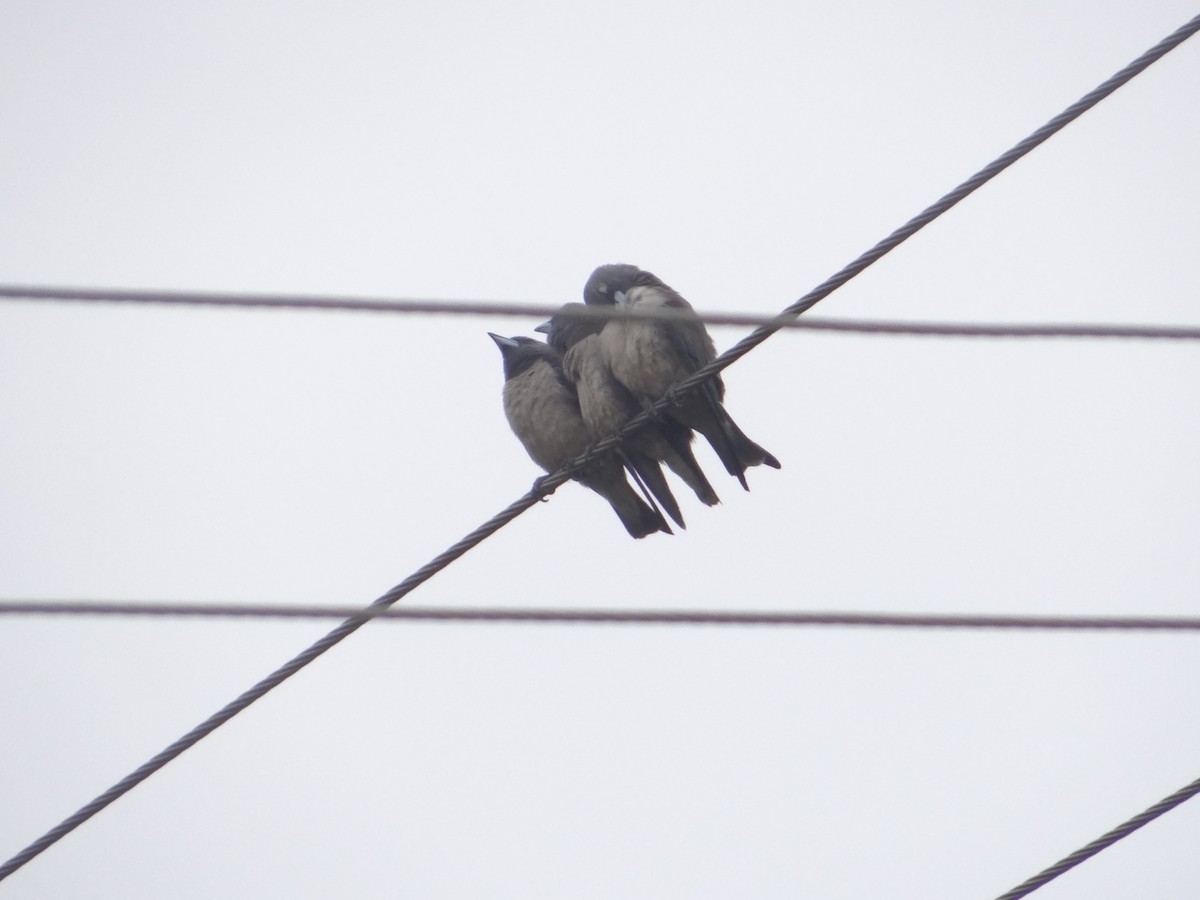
[{"x1": 2, "y1": 2, "x2": 1199, "y2": 897}]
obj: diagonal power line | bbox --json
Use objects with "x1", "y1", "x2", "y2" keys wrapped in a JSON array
[
  {"x1": 1, "y1": 284, "x2": 1199, "y2": 341},
  {"x1": 995, "y1": 775, "x2": 1200, "y2": 899},
  {"x1": 4, "y1": 600, "x2": 1200, "y2": 631},
  {"x1": 3, "y1": 11, "x2": 1198, "y2": 884}
]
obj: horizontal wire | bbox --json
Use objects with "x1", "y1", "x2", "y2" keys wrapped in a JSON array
[
  {"x1": 995, "y1": 774, "x2": 1200, "y2": 900},
  {"x1": 4, "y1": 600, "x2": 1200, "y2": 631},
  {"x1": 1, "y1": 283, "x2": 1197, "y2": 341},
  {"x1": 3, "y1": 13, "x2": 1197, "y2": 884}
]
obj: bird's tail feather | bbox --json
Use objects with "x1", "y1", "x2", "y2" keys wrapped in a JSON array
[
  {"x1": 622, "y1": 450, "x2": 685, "y2": 530},
  {"x1": 723, "y1": 415, "x2": 781, "y2": 472},
  {"x1": 578, "y1": 465, "x2": 673, "y2": 539},
  {"x1": 612, "y1": 490, "x2": 674, "y2": 538},
  {"x1": 658, "y1": 422, "x2": 721, "y2": 507},
  {"x1": 693, "y1": 394, "x2": 780, "y2": 491}
]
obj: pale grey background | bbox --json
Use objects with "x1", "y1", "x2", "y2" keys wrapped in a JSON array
[{"x1": 1, "y1": 2, "x2": 1198, "y2": 897}]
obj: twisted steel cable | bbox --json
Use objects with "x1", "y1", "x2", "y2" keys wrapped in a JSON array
[
  {"x1": 995, "y1": 775, "x2": 1200, "y2": 899},
  {"x1": 2, "y1": 284, "x2": 1199, "y2": 341},
  {"x1": 2, "y1": 12, "x2": 1198, "y2": 883},
  {"x1": 4, "y1": 600, "x2": 1200, "y2": 631}
]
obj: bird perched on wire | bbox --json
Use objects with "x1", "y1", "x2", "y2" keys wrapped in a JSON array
[
  {"x1": 489, "y1": 332, "x2": 673, "y2": 539},
  {"x1": 535, "y1": 304, "x2": 720, "y2": 529},
  {"x1": 582, "y1": 263, "x2": 780, "y2": 490}
]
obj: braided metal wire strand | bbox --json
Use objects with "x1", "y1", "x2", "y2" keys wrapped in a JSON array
[
  {"x1": 995, "y1": 776, "x2": 1200, "y2": 899},
  {"x1": 3, "y1": 284, "x2": 1200, "y2": 341},
  {"x1": 5, "y1": 601, "x2": 1200, "y2": 631}
]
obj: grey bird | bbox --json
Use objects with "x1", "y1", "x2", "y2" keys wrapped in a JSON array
[
  {"x1": 536, "y1": 304, "x2": 720, "y2": 528},
  {"x1": 582, "y1": 263, "x2": 781, "y2": 490},
  {"x1": 489, "y1": 332, "x2": 672, "y2": 539}
]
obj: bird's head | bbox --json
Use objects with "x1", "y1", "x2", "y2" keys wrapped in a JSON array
[
  {"x1": 583, "y1": 263, "x2": 661, "y2": 306},
  {"x1": 489, "y1": 332, "x2": 553, "y2": 380},
  {"x1": 534, "y1": 303, "x2": 604, "y2": 352}
]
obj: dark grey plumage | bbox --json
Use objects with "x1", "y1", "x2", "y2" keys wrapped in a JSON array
[
  {"x1": 582, "y1": 263, "x2": 781, "y2": 490},
  {"x1": 489, "y1": 332, "x2": 672, "y2": 539},
  {"x1": 537, "y1": 304, "x2": 720, "y2": 527}
]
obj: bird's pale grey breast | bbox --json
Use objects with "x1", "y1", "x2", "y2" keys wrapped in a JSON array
[
  {"x1": 600, "y1": 285, "x2": 718, "y2": 401},
  {"x1": 562, "y1": 333, "x2": 639, "y2": 438},
  {"x1": 502, "y1": 358, "x2": 590, "y2": 473}
]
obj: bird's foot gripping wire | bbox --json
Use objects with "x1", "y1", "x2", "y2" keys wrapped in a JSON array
[
  {"x1": 640, "y1": 396, "x2": 671, "y2": 425},
  {"x1": 530, "y1": 475, "x2": 557, "y2": 502},
  {"x1": 663, "y1": 383, "x2": 686, "y2": 408}
]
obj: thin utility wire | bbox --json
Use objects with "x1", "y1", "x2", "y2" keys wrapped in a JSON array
[
  {"x1": 5, "y1": 600, "x2": 1200, "y2": 631},
  {"x1": 2, "y1": 11, "x2": 1197, "y2": 884},
  {"x1": 1, "y1": 283, "x2": 1198, "y2": 341},
  {"x1": 995, "y1": 774, "x2": 1200, "y2": 899}
]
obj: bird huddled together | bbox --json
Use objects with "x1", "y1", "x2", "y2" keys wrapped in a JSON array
[{"x1": 490, "y1": 263, "x2": 780, "y2": 538}]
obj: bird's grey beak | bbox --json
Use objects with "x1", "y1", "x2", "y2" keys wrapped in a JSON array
[
  {"x1": 488, "y1": 332, "x2": 518, "y2": 350},
  {"x1": 614, "y1": 290, "x2": 629, "y2": 306},
  {"x1": 533, "y1": 319, "x2": 553, "y2": 335}
]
